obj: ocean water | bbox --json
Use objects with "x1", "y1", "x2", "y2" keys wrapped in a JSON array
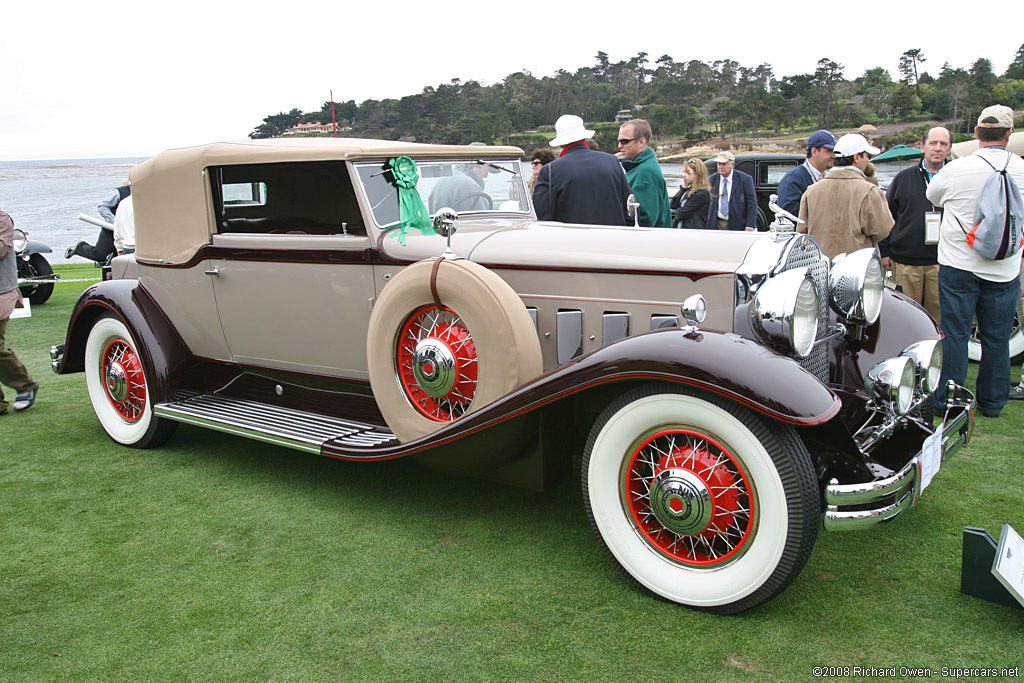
[{"x1": 0, "y1": 157, "x2": 145, "y2": 264}]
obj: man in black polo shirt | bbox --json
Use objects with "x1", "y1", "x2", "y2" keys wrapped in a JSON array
[{"x1": 880, "y1": 126, "x2": 951, "y2": 324}]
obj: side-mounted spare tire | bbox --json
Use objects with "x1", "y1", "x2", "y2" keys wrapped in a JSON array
[{"x1": 367, "y1": 258, "x2": 542, "y2": 443}]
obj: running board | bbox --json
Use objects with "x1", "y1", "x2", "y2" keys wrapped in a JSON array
[{"x1": 154, "y1": 395, "x2": 398, "y2": 453}]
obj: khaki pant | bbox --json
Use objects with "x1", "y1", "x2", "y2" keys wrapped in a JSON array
[
  {"x1": 0, "y1": 317, "x2": 36, "y2": 412},
  {"x1": 891, "y1": 261, "x2": 940, "y2": 325},
  {"x1": 717, "y1": 217, "x2": 730, "y2": 230}
]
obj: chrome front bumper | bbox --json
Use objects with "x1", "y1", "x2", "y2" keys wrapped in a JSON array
[{"x1": 823, "y1": 384, "x2": 975, "y2": 531}]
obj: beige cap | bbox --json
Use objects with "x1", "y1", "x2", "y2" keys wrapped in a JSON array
[
  {"x1": 713, "y1": 151, "x2": 735, "y2": 163},
  {"x1": 977, "y1": 104, "x2": 1015, "y2": 129}
]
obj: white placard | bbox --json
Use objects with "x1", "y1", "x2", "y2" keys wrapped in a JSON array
[
  {"x1": 10, "y1": 298, "x2": 31, "y2": 319},
  {"x1": 925, "y1": 211, "x2": 941, "y2": 245},
  {"x1": 919, "y1": 426, "x2": 943, "y2": 491},
  {"x1": 992, "y1": 524, "x2": 1024, "y2": 607}
]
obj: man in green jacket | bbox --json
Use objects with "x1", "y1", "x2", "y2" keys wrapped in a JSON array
[{"x1": 618, "y1": 119, "x2": 671, "y2": 228}]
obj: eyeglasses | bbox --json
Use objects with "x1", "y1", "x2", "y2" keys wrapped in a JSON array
[
  {"x1": 617, "y1": 137, "x2": 638, "y2": 145},
  {"x1": 687, "y1": 158, "x2": 700, "y2": 164},
  {"x1": 531, "y1": 160, "x2": 543, "y2": 166}
]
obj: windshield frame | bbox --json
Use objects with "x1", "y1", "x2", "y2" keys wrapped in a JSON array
[{"x1": 354, "y1": 158, "x2": 531, "y2": 229}]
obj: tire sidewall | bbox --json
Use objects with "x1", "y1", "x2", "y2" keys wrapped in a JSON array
[
  {"x1": 85, "y1": 316, "x2": 155, "y2": 445},
  {"x1": 585, "y1": 391, "x2": 792, "y2": 609}
]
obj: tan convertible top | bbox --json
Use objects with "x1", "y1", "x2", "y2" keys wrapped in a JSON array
[{"x1": 130, "y1": 138, "x2": 524, "y2": 264}]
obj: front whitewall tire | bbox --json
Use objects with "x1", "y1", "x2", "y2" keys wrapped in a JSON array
[{"x1": 582, "y1": 386, "x2": 818, "y2": 614}]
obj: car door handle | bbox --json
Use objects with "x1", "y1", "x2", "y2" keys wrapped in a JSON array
[{"x1": 205, "y1": 267, "x2": 220, "y2": 277}]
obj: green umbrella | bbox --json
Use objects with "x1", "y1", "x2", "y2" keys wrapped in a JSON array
[{"x1": 872, "y1": 144, "x2": 923, "y2": 164}]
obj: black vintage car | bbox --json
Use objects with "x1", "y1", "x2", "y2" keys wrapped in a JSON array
[{"x1": 705, "y1": 153, "x2": 805, "y2": 230}]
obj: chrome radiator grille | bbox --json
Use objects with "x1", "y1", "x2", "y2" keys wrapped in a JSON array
[{"x1": 777, "y1": 235, "x2": 829, "y2": 382}]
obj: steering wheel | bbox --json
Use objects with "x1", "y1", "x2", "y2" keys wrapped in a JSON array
[{"x1": 451, "y1": 192, "x2": 493, "y2": 211}]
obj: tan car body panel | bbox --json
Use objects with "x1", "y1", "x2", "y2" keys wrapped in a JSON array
[{"x1": 127, "y1": 138, "x2": 760, "y2": 377}]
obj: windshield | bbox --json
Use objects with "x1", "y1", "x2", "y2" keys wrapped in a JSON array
[{"x1": 356, "y1": 159, "x2": 530, "y2": 227}]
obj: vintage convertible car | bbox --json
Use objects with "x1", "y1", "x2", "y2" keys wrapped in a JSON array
[{"x1": 52, "y1": 138, "x2": 975, "y2": 614}]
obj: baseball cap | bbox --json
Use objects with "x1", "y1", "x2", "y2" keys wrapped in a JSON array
[
  {"x1": 806, "y1": 130, "x2": 837, "y2": 150},
  {"x1": 833, "y1": 133, "x2": 880, "y2": 158},
  {"x1": 713, "y1": 151, "x2": 735, "y2": 163},
  {"x1": 977, "y1": 104, "x2": 1015, "y2": 129}
]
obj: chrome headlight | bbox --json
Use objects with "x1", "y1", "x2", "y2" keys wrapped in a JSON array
[
  {"x1": 749, "y1": 268, "x2": 819, "y2": 358},
  {"x1": 12, "y1": 228, "x2": 28, "y2": 254},
  {"x1": 901, "y1": 340, "x2": 942, "y2": 394},
  {"x1": 865, "y1": 356, "x2": 916, "y2": 415},
  {"x1": 829, "y1": 248, "x2": 884, "y2": 325}
]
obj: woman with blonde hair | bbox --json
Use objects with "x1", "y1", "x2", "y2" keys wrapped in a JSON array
[{"x1": 670, "y1": 158, "x2": 712, "y2": 229}]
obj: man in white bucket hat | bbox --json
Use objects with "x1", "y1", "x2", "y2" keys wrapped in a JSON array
[{"x1": 533, "y1": 114, "x2": 632, "y2": 225}]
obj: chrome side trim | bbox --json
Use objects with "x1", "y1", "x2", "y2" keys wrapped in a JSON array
[
  {"x1": 824, "y1": 386, "x2": 975, "y2": 531},
  {"x1": 556, "y1": 310, "x2": 582, "y2": 364},
  {"x1": 650, "y1": 315, "x2": 678, "y2": 330},
  {"x1": 154, "y1": 394, "x2": 397, "y2": 454},
  {"x1": 603, "y1": 312, "x2": 629, "y2": 344}
]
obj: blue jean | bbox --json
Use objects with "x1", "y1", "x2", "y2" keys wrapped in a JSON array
[{"x1": 937, "y1": 265, "x2": 1021, "y2": 414}]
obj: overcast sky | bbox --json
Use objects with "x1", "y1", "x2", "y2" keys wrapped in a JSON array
[{"x1": 3, "y1": 2, "x2": 1022, "y2": 161}]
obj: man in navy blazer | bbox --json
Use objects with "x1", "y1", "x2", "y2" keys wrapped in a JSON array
[
  {"x1": 706, "y1": 151, "x2": 757, "y2": 230},
  {"x1": 533, "y1": 115, "x2": 632, "y2": 226}
]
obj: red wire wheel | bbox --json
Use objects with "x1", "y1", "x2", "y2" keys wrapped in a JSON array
[
  {"x1": 101, "y1": 337, "x2": 148, "y2": 422},
  {"x1": 84, "y1": 314, "x2": 176, "y2": 448},
  {"x1": 623, "y1": 428, "x2": 755, "y2": 567},
  {"x1": 396, "y1": 305, "x2": 479, "y2": 422}
]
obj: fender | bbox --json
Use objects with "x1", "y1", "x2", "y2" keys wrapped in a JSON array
[
  {"x1": 26, "y1": 239, "x2": 53, "y2": 255},
  {"x1": 322, "y1": 326, "x2": 841, "y2": 460},
  {"x1": 56, "y1": 279, "x2": 200, "y2": 404}
]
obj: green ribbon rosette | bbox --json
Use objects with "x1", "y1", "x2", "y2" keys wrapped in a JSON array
[{"x1": 385, "y1": 156, "x2": 436, "y2": 245}]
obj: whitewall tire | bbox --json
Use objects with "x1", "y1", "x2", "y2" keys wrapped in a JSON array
[
  {"x1": 582, "y1": 385, "x2": 819, "y2": 614},
  {"x1": 84, "y1": 315, "x2": 176, "y2": 448}
]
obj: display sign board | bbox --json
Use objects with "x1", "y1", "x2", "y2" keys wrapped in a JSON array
[{"x1": 992, "y1": 524, "x2": 1024, "y2": 608}]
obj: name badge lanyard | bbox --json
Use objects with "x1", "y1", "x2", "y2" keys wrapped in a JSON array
[{"x1": 922, "y1": 163, "x2": 941, "y2": 246}]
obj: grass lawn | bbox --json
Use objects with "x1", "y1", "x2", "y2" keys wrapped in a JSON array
[{"x1": 1, "y1": 265, "x2": 1022, "y2": 681}]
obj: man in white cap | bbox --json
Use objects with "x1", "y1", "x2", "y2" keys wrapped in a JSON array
[
  {"x1": 706, "y1": 151, "x2": 757, "y2": 230},
  {"x1": 926, "y1": 104, "x2": 1024, "y2": 418},
  {"x1": 798, "y1": 133, "x2": 893, "y2": 259},
  {"x1": 533, "y1": 115, "x2": 632, "y2": 225}
]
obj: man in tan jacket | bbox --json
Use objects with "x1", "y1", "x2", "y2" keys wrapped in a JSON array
[{"x1": 798, "y1": 133, "x2": 893, "y2": 259}]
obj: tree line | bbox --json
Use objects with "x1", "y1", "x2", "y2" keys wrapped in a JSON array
[{"x1": 250, "y1": 46, "x2": 1024, "y2": 147}]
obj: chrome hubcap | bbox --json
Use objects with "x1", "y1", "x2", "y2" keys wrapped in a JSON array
[
  {"x1": 412, "y1": 338, "x2": 457, "y2": 397},
  {"x1": 105, "y1": 361, "x2": 128, "y2": 403},
  {"x1": 648, "y1": 468, "x2": 713, "y2": 535}
]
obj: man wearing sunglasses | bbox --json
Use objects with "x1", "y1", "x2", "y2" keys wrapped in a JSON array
[{"x1": 617, "y1": 119, "x2": 671, "y2": 228}]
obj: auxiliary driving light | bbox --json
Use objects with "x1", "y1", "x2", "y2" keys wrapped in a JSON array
[
  {"x1": 900, "y1": 340, "x2": 943, "y2": 394},
  {"x1": 865, "y1": 356, "x2": 916, "y2": 415}
]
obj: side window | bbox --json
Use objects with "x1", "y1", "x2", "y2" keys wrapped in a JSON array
[
  {"x1": 762, "y1": 162, "x2": 801, "y2": 187},
  {"x1": 223, "y1": 182, "x2": 267, "y2": 206},
  {"x1": 212, "y1": 161, "x2": 364, "y2": 235}
]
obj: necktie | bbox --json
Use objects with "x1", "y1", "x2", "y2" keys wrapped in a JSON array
[{"x1": 721, "y1": 178, "x2": 729, "y2": 219}]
